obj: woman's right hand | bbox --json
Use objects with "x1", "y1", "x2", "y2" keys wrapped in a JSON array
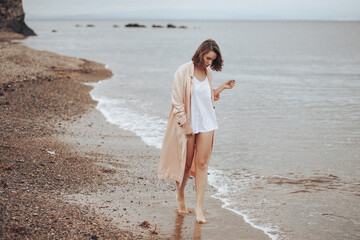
[{"x1": 182, "y1": 122, "x2": 194, "y2": 138}]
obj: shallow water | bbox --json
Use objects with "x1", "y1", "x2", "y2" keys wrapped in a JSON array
[{"x1": 23, "y1": 19, "x2": 360, "y2": 239}]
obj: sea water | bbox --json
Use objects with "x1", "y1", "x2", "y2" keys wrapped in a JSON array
[{"x1": 23, "y1": 20, "x2": 360, "y2": 240}]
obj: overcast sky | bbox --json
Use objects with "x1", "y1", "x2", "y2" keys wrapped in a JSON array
[{"x1": 23, "y1": 0, "x2": 360, "y2": 20}]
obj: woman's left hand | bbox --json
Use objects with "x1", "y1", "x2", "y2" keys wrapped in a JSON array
[
  {"x1": 223, "y1": 79, "x2": 236, "y2": 89},
  {"x1": 214, "y1": 79, "x2": 236, "y2": 99}
]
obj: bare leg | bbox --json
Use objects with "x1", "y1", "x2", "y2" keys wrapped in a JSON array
[
  {"x1": 176, "y1": 134, "x2": 195, "y2": 213},
  {"x1": 194, "y1": 131, "x2": 213, "y2": 223}
]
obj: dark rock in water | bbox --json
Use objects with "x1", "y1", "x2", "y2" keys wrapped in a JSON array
[
  {"x1": 52, "y1": 30, "x2": 57, "y2": 33},
  {"x1": 0, "y1": 0, "x2": 36, "y2": 36},
  {"x1": 125, "y1": 23, "x2": 146, "y2": 28},
  {"x1": 179, "y1": 26, "x2": 187, "y2": 29},
  {"x1": 152, "y1": 24, "x2": 163, "y2": 28},
  {"x1": 167, "y1": 24, "x2": 176, "y2": 28},
  {"x1": 113, "y1": 24, "x2": 119, "y2": 28},
  {"x1": 86, "y1": 24, "x2": 95, "y2": 28}
]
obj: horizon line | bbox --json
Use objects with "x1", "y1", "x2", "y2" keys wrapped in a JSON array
[{"x1": 26, "y1": 16, "x2": 360, "y2": 22}]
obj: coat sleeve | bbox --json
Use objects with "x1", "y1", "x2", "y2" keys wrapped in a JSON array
[{"x1": 171, "y1": 69, "x2": 187, "y2": 126}]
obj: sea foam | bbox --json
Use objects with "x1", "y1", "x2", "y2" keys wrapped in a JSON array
[
  {"x1": 88, "y1": 83, "x2": 167, "y2": 149},
  {"x1": 208, "y1": 168, "x2": 279, "y2": 240}
]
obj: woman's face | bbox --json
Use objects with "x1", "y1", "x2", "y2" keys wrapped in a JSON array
[{"x1": 202, "y1": 51, "x2": 217, "y2": 69}]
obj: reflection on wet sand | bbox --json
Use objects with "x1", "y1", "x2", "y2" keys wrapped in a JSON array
[
  {"x1": 194, "y1": 221, "x2": 203, "y2": 240},
  {"x1": 174, "y1": 213, "x2": 185, "y2": 240},
  {"x1": 174, "y1": 212, "x2": 203, "y2": 240}
]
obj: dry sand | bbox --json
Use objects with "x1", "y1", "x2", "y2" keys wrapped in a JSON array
[
  {"x1": 0, "y1": 37, "x2": 270, "y2": 239},
  {"x1": 0, "y1": 39, "x2": 136, "y2": 239}
]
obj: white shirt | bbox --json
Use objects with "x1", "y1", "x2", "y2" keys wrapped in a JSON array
[{"x1": 190, "y1": 76, "x2": 218, "y2": 134}]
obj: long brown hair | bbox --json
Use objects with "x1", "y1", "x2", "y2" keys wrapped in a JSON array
[{"x1": 192, "y1": 39, "x2": 223, "y2": 72}]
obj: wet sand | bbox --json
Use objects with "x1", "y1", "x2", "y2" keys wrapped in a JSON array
[
  {"x1": 0, "y1": 37, "x2": 270, "y2": 239},
  {"x1": 61, "y1": 109, "x2": 270, "y2": 239}
]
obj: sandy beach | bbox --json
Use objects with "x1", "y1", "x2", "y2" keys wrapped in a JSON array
[{"x1": 0, "y1": 35, "x2": 270, "y2": 239}]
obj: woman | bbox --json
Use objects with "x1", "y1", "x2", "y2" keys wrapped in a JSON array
[{"x1": 158, "y1": 39, "x2": 235, "y2": 223}]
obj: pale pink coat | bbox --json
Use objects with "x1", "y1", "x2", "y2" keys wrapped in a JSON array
[{"x1": 158, "y1": 61, "x2": 220, "y2": 186}]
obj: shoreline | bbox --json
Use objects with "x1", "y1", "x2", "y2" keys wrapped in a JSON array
[{"x1": 0, "y1": 38, "x2": 270, "y2": 239}]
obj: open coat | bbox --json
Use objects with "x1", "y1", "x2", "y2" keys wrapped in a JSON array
[{"x1": 158, "y1": 61, "x2": 220, "y2": 186}]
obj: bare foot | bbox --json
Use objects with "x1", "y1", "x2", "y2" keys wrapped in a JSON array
[
  {"x1": 195, "y1": 208, "x2": 207, "y2": 223},
  {"x1": 176, "y1": 195, "x2": 189, "y2": 213}
]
